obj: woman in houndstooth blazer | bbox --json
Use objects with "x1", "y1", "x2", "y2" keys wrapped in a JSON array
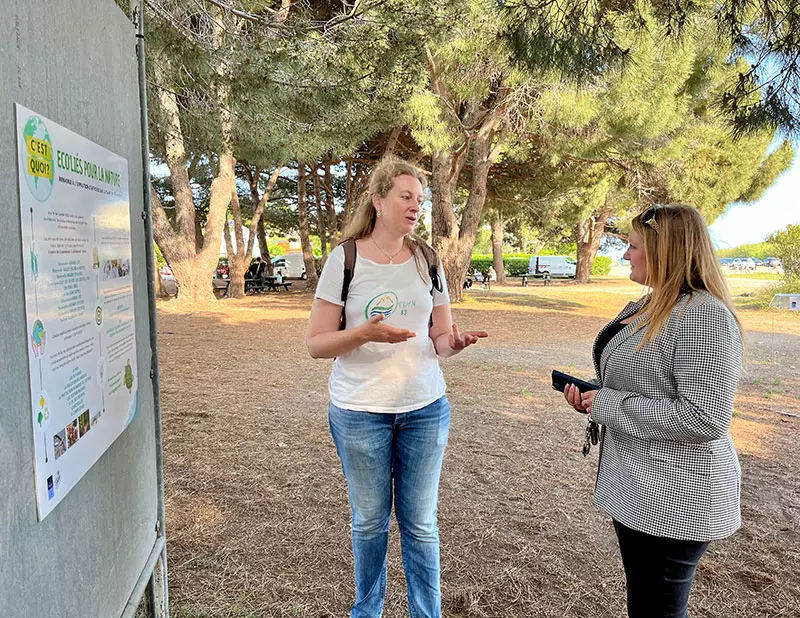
[{"x1": 563, "y1": 204, "x2": 743, "y2": 618}]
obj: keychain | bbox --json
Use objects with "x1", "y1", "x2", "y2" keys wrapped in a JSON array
[{"x1": 582, "y1": 417, "x2": 600, "y2": 457}]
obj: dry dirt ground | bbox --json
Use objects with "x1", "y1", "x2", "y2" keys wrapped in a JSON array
[{"x1": 155, "y1": 276, "x2": 800, "y2": 618}]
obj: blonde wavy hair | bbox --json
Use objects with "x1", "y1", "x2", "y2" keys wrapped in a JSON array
[
  {"x1": 631, "y1": 204, "x2": 742, "y2": 344},
  {"x1": 341, "y1": 156, "x2": 438, "y2": 280}
]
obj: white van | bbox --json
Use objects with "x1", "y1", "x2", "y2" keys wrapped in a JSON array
[
  {"x1": 271, "y1": 254, "x2": 307, "y2": 279},
  {"x1": 528, "y1": 255, "x2": 577, "y2": 278}
]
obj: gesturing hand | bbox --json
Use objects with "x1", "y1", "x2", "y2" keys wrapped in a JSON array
[
  {"x1": 449, "y1": 323, "x2": 489, "y2": 351},
  {"x1": 361, "y1": 314, "x2": 416, "y2": 344}
]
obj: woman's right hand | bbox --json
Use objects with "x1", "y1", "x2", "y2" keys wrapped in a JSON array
[
  {"x1": 359, "y1": 314, "x2": 416, "y2": 344},
  {"x1": 564, "y1": 383, "x2": 590, "y2": 412}
]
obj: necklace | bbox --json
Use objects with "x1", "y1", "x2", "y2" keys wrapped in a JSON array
[{"x1": 371, "y1": 237, "x2": 405, "y2": 263}]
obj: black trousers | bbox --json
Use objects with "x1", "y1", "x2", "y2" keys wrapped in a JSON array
[{"x1": 614, "y1": 520, "x2": 710, "y2": 618}]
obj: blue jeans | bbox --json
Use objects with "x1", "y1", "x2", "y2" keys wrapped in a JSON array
[
  {"x1": 614, "y1": 520, "x2": 710, "y2": 618},
  {"x1": 329, "y1": 396, "x2": 450, "y2": 618}
]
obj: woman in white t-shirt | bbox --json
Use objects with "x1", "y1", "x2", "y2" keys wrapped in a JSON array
[{"x1": 306, "y1": 157, "x2": 487, "y2": 618}]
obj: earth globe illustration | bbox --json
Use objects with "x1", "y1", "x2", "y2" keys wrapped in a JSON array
[{"x1": 22, "y1": 116, "x2": 54, "y2": 202}]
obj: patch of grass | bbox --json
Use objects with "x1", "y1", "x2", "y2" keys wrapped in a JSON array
[
  {"x1": 763, "y1": 387, "x2": 784, "y2": 399},
  {"x1": 519, "y1": 387, "x2": 534, "y2": 398},
  {"x1": 738, "y1": 280, "x2": 800, "y2": 309},
  {"x1": 726, "y1": 271, "x2": 783, "y2": 280}
]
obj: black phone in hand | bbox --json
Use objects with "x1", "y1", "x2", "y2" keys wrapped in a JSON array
[{"x1": 551, "y1": 369, "x2": 600, "y2": 394}]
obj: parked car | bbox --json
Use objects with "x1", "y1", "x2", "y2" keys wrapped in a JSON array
[
  {"x1": 764, "y1": 257, "x2": 782, "y2": 268},
  {"x1": 731, "y1": 258, "x2": 756, "y2": 272},
  {"x1": 719, "y1": 257, "x2": 734, "y2": 266},
  {"x1": 158, "y1": 266, "x2": 178, "y2": 295},
  {"x1": 528, "y1": 255, "x2": 577, "y2": 278},
  {"x1": 271, "y1": 254, "x2": 307, "y2": 279}
]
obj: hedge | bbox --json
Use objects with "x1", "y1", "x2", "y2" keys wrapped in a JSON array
[
  {"x1": 469, "y1": 256, "x2": 530, "y2": 277},
  {"x1": 469, "y1": 253, "x2": 612, "y2": 277}
]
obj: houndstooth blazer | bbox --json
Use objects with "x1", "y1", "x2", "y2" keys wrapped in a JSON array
[{"x1": 590, "y1": 291, "x2": 742, "y2": 542}]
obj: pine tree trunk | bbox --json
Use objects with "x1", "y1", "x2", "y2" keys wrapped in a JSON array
[
  {"x1": 227, "y1": 258, "x2": 248, "y2": 297},
  {"x1": 297, "y1": 162, "x2": 319, "y2": 289},
  {"x1": 225, "y1": 164, "x2": 282, "y2": 298},
  {"x1": 431, "y1": 116, "x2": 501, "y2": 301},
  {"x1": 323, "y1": 157, "x2": 338, "y2": 246},
  {"x1": 168, "y1": 259, "x2": 217, "y2": 303},
  {"x1": 314, "y1": 166, "x2": 328, "y2": 263},
  {"x1": 246, "y1": 165, "x2": 281, "y2": 277},
  {"x1": 227, "y1": 217, "x2": 248, "y2": 299},
  {"x1": 222, "y1": 215, "x2": 246, "y2": 298},
  {"x1": 257, "y1": 219, "x2": 273, "y2": 276},
  {"x1": 491, "y1": 211, "x2": 505, "y2": 284},
  {"x1": 226, "y1": 189, "x2": 249, "y2": 299},
  {"x1": 342, "y1": 161, "x2": 366, "y2": 236},
  {"x1": 342, "y1": 160, "x2": 353, "y2": 235},
  {"x1": 426, "y1": 57, "x2": 507, "y2": 301},
  {"x1": 430, "y1": 152, "x2": 463, "y2": 301},
  {"x1": 575, "y1": 209, "x2": 612, "y2": 283},
  {"x1": 148, "y1": 51, "x2": 234, "y2": 306}
]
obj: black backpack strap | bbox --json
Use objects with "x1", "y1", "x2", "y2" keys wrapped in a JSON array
[
  {"x1": 417, "y1": 241, "x2": 443, "y2": 328},
  {"x1": 340, "y1": 238, "x2": 357, "y2": 330}
]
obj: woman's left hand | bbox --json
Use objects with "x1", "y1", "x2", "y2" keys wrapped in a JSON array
[
  {"x1": 581, "y1": 389, "x2": 598, "y2": 414},
  {"x1": 449, "y1": 323, "x2": 488, "y2": 351}
]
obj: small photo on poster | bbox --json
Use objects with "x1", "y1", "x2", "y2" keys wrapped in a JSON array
[
  {"x1": 53, "y1": 429, "x2": 66, "y2": 459},
  {"x1": 66, "y1": 419, "x2": 80, "y2": 448},
  {"x1": 101, "y1": 258, "x2": 131, "y2": 280},
  {"x1": 78, "y1": 410, "x2": 91, "y2": 437}
]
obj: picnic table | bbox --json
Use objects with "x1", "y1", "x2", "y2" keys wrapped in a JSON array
[
  {"x1": 223, "y1": 275, "x2": 293, "y2": 296},
  {"x1": 262, "y1": 276, "x2": 293, "y2": 292}
]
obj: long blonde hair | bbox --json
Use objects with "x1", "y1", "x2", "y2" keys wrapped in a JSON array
[
  {"x1": 631, "y1": 204, "x2": 742, "y2": 343},
  {"x1": 341, "y1": 156, "x2": 438, "y2": 280}
]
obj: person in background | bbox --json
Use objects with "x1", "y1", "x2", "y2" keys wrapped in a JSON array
[
  {"x1": 562, "y1": 204, "x2": 743, "y2": 618},
  {"x1": 305, "y1": 156, "x2": 487, "y2": 618},
  {"x1": 247, "y1": 256, "x2": 262, "y2": 279}
]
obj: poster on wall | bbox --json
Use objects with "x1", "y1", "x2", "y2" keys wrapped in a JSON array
[{"x1": 15, "y1": 104, "x2": 139, "y2": 520}]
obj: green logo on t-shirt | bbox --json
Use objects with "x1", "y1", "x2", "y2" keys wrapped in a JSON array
[{"x1": 365, "y1": 292, "x2": 398, "y2": 320}]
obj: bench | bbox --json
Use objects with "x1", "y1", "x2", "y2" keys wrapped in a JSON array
[
  {"x1": 221, "y1": 277, "x2": 294, "y2": 296},
  {"x1": 246, "y1": 278, "x2": 267, "y2": 294},
  {"x1": 521, "y1": 273, "x2": 551, "y2": 287},
  {"x1": 266, "y1": 280, "x2": 293, "y2": 292}
]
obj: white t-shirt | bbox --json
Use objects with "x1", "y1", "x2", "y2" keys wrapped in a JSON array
[{"x1": 315, "y1": 243, "x2": 451, "y2": 413}]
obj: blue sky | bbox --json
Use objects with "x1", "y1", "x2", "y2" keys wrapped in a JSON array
[{"x1": 708, "y1": 152, "x2": 799, "y2": 248}]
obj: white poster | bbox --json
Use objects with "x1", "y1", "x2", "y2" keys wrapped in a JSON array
[{"x1": 16, "y1": 104, "x2": 139, "y2": 520}]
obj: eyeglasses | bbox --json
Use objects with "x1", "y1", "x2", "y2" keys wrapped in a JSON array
[{"x1": 641, "y1": 206, "x2": 660, "y2": 233}]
